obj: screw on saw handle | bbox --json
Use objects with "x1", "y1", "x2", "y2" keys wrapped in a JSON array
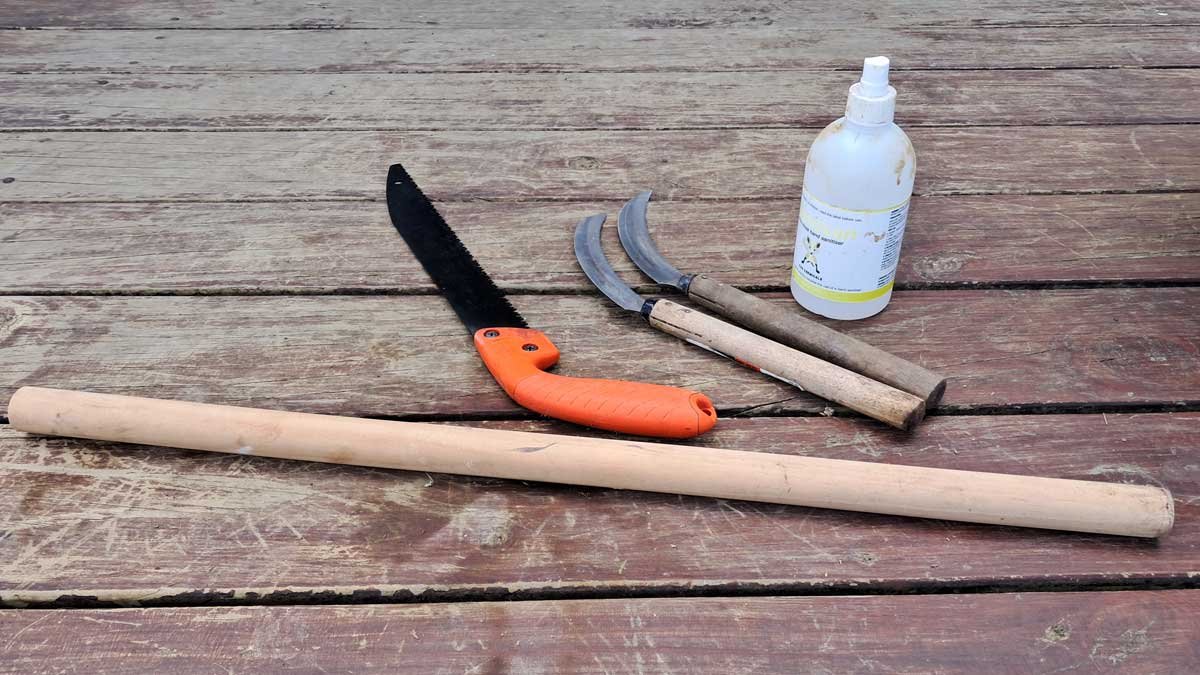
[{"x1": 473, "y1": 327, "x2": 717, "y2": 438}]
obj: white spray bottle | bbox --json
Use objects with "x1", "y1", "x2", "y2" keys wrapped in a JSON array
[{"x1": 790, "y1": 56, "x2": 916, "y2": 320}]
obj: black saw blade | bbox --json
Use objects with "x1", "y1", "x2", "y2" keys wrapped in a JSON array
[{"x1": 386, "y1": 163, "x2": 528, "y2": 335}]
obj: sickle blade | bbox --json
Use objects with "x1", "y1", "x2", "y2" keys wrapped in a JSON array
[
  {"x1": 573, "y1": 213, "x2": 647, "y2": 313},
  {"x1": 617, "y1": 191, "x2": 689, "y2": 290}
]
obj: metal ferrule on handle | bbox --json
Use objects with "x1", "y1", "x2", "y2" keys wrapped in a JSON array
[{"x1": 7, "y1": 387, "x2": 1174, "y2": 538}]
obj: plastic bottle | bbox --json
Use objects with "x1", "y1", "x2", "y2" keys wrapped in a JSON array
[{"x1": 790, "y1": 56, "x2": 916, "y2": 320}]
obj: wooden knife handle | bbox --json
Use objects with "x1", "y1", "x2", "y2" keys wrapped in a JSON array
[
  {"x1": 647, "y1": 299, "x2": 925, "y2": 430},
  {"x1": 473, "y1": 327, "x2": 717, "y2": 438},
  {"x1": 686, "y1": 274, "x2": 947, "y2": 407}
]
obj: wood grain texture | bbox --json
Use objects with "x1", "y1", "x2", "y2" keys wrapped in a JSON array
[
  {"x1": 3, "y1": 0, "x2": 1197, "y2": 29},
  {"x1": 7, "y1": 69, "x2": 1200, "y2": 130},
  {"x1": 2, "y1": 126, "x2": 1197, "y2": 202},
  {"x1": 3, "y1": 194, "x2": 1198, "y2": 293},
  {"x1": 4, "y1": 27, "x2": 1199, "y2": 73},
  {"x1": 0, "y1": 413, "x2": 1195, "y2": 605},
  {"x1": 0, "y1": 289, "x2": 1196, "y2": 418},
  {"x1": 3, "y1": 591, "x2": 1199, "y2": 673}
]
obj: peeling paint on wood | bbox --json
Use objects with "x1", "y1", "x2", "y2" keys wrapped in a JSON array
[
  {"x1": 1, "y1": 194, "x2": 1197, "y2": 292},
  {"x1": 5, "y1": 70, "x2": 1199, "y2": 130},
  {"x1": 1, "y1": 126, "x2": 1198, "y2": 202},
  {"x1": 3, "y1": 0, "x2": 1198, "y2": 29},
  {"x1": 4, "y1": 27, "x2": 1199, "y2": 73},
  {"x1": 2, "y1": 592, "x2": 1199, "y2": 672},
  {"x1": 7, "y1": 26, "x2": 1200, "y2": 74}
]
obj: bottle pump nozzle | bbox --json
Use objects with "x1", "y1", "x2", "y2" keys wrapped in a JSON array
[
  {"x1": 845, "y1": 55, "x2": 897, "y2": 125},
  {"x1": 859, "y1": 56, "x2": 890, "y2": 97}
]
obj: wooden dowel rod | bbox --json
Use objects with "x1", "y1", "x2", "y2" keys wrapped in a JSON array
[{"x1": 7, "y1": 387, "x2": 1174, "y2": 538}]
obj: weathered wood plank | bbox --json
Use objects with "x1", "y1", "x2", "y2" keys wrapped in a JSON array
[
  {"x1": 5, "y1": 27, "x2": 1199, "y2": 73},
  {"x1": 2, "y1": 0, "x2": 1196, "y2": 29},
  {"x1": 2, "y1": 126, "x2": 1197, "y2": 202},
  {"x1": 7, "y1": 69, "x2": 1200, "y2": 131},
  {"x1": 0, "y1": 413, "x2": 1195, "y2": 605},
  {"x1": 3, "y1": 194, "x2": 1198, "y2": 293},
  {"x1": 2, "y1": 591, "x2": 1198, "y2": 673},
  {"x1": 0, "y1": 290, "x2": 1196, "y2": 417}
]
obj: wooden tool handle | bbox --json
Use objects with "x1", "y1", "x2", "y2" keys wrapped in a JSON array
[
  {"x1": 687, "y1": 274, "x2": 948, "y2": 406},
  {"x1": 647, "y1": 300, "x2": 926, "y2": 430},
  {"x1": 473, "y1": 327, "x2": 716, "y2": 438},
  {"x1": 7, "y1": 387, "x2": 1173, "y2": 537}
]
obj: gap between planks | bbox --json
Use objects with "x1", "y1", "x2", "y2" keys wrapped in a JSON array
[
  {"x1": 3, "y1": 400, "x2": 1200, "y2": 431},
  {"x1": 5, "y1": 188, "x2": 1200, "y2": 204},
  {"x1": 4, "y1": 67, "x2": 1200, "y2": 74},
  {"x1": 1, "y1": 279, "x2": 1199, "y2": 297},
  {"x1": 7, "y1": 576, "x2": 1200, "y2": 611},
  {"x1": 5, "y1": 122, "x2": 1200, "y2": 134},
  {"x1": 2, "y1": 0, "x2": 1197, "y2": 31},
  {"x1": 3, "y1": 23, "x2": 1199, "y2": 29}
]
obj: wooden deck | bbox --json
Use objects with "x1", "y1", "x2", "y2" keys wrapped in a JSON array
[{"x1": 1, "y1": 1, "x2": 1198, "y2": 672}]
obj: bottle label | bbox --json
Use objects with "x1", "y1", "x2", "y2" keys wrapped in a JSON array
[{"x1": 791, "y1": 189, "x2": 909, "y2": 304}]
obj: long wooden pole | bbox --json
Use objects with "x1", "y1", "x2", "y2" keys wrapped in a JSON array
[{"x1": 7, "y1": 387, "x2": 1174, "y2": 538}]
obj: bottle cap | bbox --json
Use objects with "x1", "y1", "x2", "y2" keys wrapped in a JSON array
[{"x1": 846, "y1": 56, "x2": 897, "y2": 125}]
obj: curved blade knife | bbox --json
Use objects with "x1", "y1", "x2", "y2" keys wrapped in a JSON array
[
  {"x1": 617, "y1": 191, "x2": 946, "y2": 407},
  {"x1": 385, "y1": 165, "x2": 716, "y2": 438},
  {"x1": 575, "y1": 213, "x2": 925, "y2": 431}
]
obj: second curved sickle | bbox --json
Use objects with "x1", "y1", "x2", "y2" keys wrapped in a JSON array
[{"x1": 615, "y1": 192, "x2": 947, "y2": 407}]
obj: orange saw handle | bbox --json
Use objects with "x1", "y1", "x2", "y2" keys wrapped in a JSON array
[{"x1": 474, "y1": 327, "x2": 717, "y2": 438}]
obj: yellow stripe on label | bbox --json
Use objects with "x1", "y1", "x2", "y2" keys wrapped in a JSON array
[{"x1": 791, "y1": 267, "x2": 893, "y2": 303}]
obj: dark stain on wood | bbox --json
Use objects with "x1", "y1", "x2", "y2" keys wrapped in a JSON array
[{"x1": 19, "y1": 474, "x2": 95, "y2": 514}]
